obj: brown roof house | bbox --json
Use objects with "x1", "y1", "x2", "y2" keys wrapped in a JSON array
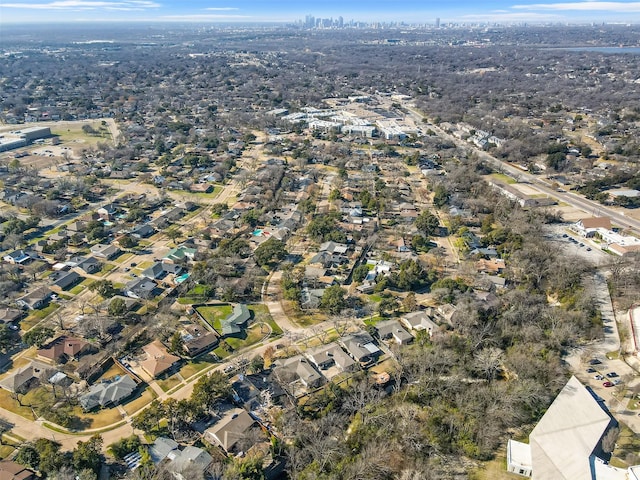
[
  {"x1": 182, "y1": 324, "x2": 218, "y2": 358},
  {"x1": 140, "y1": 340, "x2": 180, "y2": 378},
  {"x1": 0, "y1": 460, "x2": 36, "y2": 480},
  {"x1": 574, "y1": 217, "x2": 612, "y2": 237},
  {"x1": 204, "y1": 408, "x2": 265, "y2": 455},
  {"x1": 37, "y1": 336, "x2": 91, "y2": 364}
]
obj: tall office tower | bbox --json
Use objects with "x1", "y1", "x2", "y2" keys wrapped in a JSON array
[{"x1": 436, "y1": 17, "x2": 440, "y2": 28}]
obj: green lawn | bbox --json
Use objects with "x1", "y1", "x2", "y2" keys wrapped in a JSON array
[
  {"x1": 156, "y1": 374, "x2": 182, "y2": 392},
  {"x1": 0, "y1": 445, "x2": 15, "y2": 459},
  {"x1": 248, "y1": 304, "x2": 283, "y2": 335},
  {"x1": 69, "y1": 278, "x2": 94, "y2": 295},
  {"x1": 179, "y1": 358, "x2": 215, "y2": 379},
  {"x1": 178, "y1": 285, "x2": 214, "y2": 304},
  {"x1": 97, "y1": 263, "x2": 116, "y2": 277},
  {"x1": 29, "y1": 303, "x2": 60, "y2": 321},
  {"x1": 123, "y1": 387, "x2": 157, "y2": 416},
  {"x1": 490, "y1": 173, "x2": 517, "y2": 185},
  {"x1": 197, "y1": 305, "x2": 232, "y2": 330},
  {"x1": 225, "y1": 324, "x2": 267, "y2": 351}
]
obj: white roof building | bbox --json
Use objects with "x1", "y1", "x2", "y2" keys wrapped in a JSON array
[{"x1": 507, "y1": 376, "x2": 638, "y2": 480}]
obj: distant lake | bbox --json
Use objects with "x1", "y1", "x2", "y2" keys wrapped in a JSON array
[{"x1": 552, "y1": 47, "x2": 640, "y2": 54}]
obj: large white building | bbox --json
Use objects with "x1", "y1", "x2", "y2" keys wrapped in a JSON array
[{"x1": 508, "y1": 376, "x2": 638, "y2": 479}]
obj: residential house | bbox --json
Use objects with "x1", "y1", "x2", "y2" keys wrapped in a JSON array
[
  {"x1": 400, "y1": 311, "x2": 439, "y2": 336},
  {"x1": 204, "y1": 408, "x2": 263, "y2": 454},
  {"x1": 319, "y1": 241, "x2": 349, "y2": 255},
  {"x1": 148, "y1": 437, "x2": 179, "y2": 465},
  {"x1": 0, "y1": 308, "x2": 22, "y2": 325},
  {"x1": 141, "y1": 262, "x2": 182, "y2": 281},
  {"x1": 166, "y1": 446, "x2": 213, "y2": 480},
  {"x1": 125, "y1": 278, "x2": 158, "y2": 299},
  {"x1": 375, "y1": 320, "x2": 413, "y2": 345},
  {"x1": 476, "y1": 258, "x2": 506, "y2": 274},
  {"x1": 67, "y1": 256, "x2": 101, "y2": 274},
  {"x1": 130, "y1": 224, "x2": 155, "y2": 239},
  {"x1": 37, "y1": 336, "x2": 91, "y2": 363},
  {"x1": 300, "y1": 287, "x2": 324, "y2": 310},
  {"x1": 220, "y1": 304, "x2": 251, "y2": 336},
  {"x1": 507, "y1": 376, "x2": 633, "y2": 479},
  {"x1": 97, "y1": 203, "x2": 118, "y2": 221},
  {"x1": 163, "y1": 247, "x2": 196, "y2": 264},
  {"x1": 574, "y1": 217, "x2": 612, "y2": 238},
  {"x1": 0, "y1": 460, "x2": 36, "y2": 480},
  {"x1": 51, "y1": 270, "x2": 82, "y2": 290},
  {"x1": 79, "y1": 374, "x2": 138, "y2": 411},
  {"x1": 339, "y1": 331, "x2": 381, "y2": 366},
  {"x1": 16, "y1": 287, "x2": 52, "y2": 310},
  {"x1": 182, "y1": 324, "x2": 218, "y2": 357},
  {"x1": 66, "y1": 221, "x2": 87, "y2": 233},
  {"x1": 0, "y1": 361, "x2": 52, "y2": 393},
  {"x1": 274, "y1": 355, "x2": 324, "y2": 389},
  {"x1": 306, "y1": 343, "x2": 356, "y2": 374},
  {"x1": 3, "y1": 250, "x2": 33, "y2": 265},
  {"x1": 140, "y1": 340, "x2": 181, "y2": 378},
  {"x1": 90, "y1": 243, "x2": 121, "y2": 260}
]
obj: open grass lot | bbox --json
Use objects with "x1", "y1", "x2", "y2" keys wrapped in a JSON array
[
  {"x1": 489, "y1": 172, "x2": 517, "y2": 185},
  {"x1": 282, "y1": 301, "x2": 326, "y2": 327},
  {"x1": 178, "y1": 285, "x2": 214, "y2": 304},
  {"x1": 197, "y1": 304, "x2": 232, "y2": 330},
  {"x1": 249, "y1": 304, "x2": 283, "y2": 335},
  {"x1": 225, "y1": 323, "x2": 267, "y2": 351},
  {"x1": 0, "y1": 388, "x2": 37, "y2": 419},
  {"x1": 69, "y1": 277, "x2": 94, "y2": 295},
  {"x1": 157, "y1": 374, "x2": 182, "y2": 392},
  {"x1": 122, "y1": 387, "x2": 156, "y2": 416},
  {"x1": 179, "y1": 356, "x2": 216, "y2": 379},
  {"x1": 21, "y1": 304, "x2": 60, "y2": 330},
  {"x1": 79, "y1": 405, "x2": 124, "y2": 429},
  {"x1": 469, "y1": 451, "x2": 522, "y2": 480},
  {"x1": 97, "y1": 263, "x2": 117, "y2": 277},
  {"x1": 51, "y1": 121, "x2": 112, "y2": 145},
  {"x1": 0, "y1": 445, "x2": 15, "y2": 459}
]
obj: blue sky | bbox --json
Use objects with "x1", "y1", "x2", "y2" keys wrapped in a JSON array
[{"x1": 3, "y1": 0, "x2": 640, "y2": 25}]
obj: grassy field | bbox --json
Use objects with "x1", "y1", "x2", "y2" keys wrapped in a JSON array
[
  {"x1": 0, "y1": 445, "x2": 15, "y2": 459},
  {"x1": 97, "y1": 263, "x2": 116, "y2": 277},
  {"x1": 157, "y1": 374, "x2": 182, "y2": 392},
  {"x1": 225, "y1": 324, "x2": 267, "y2": 351},
  {"x1": 51, "y1": 121, "x2": 112, "y2": 145},
  {"x1": 248, "y1": 304, "x2": 283, "y2": 335},
  {"x1": 179, "y1": 357, "x2": 216, "y2": 379},
  {"x1": 197, "y1": 305, "x2": 232, "y2": 330},
  {"x1": 469, "y1": 451, "x2": 522, "y2": 480},
  {"x1": 122, "y1": 387, "x2": 156, "y2": 416},
  {"x1": 490, "y1": 173, "x2": 517, "y2": 185}
]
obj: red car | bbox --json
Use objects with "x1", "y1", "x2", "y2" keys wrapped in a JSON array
[{"x1": 603, "y1": 381, "x2": 614, "y2": 388}]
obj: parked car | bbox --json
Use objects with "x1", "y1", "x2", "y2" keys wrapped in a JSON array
[
  {"x1": 594, "y1": 374, "x2": 604, "y2": 380},
  {"x1": 587, "y1": 368, "x2": 597, "y2": 373},
  {"x1": 613, "y1": 379, "x2": 622, "y2": 386},
  {"x1": 603, "y1": 381, "x2": 614, "y2": 388},
  {"x1": 606, "y1": 372, "x2": 618, "y2": 378},
  {"x1": 589, "y1": 359, "x2": 602, "y2": 365}
]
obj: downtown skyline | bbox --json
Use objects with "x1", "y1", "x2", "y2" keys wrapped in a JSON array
[{"x1": 3, "y1": 1, "x2": 640, "y2": 26}]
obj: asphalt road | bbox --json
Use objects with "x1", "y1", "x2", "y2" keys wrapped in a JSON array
[{"x1": 404, "y1": 105, "x2": 640, "y2": 234}]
